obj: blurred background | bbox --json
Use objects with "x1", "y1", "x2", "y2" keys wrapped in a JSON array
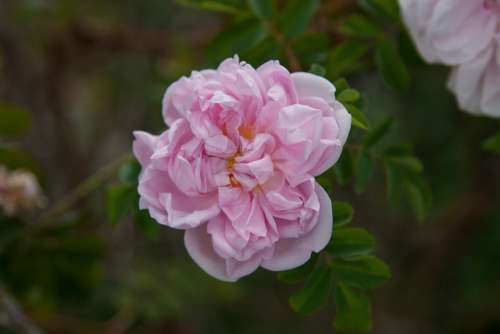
[{"x1": 0, "y1": 0, "x2": 500, "y2": 333}]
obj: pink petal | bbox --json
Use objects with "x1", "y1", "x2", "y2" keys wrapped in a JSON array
[
  {"x1": 291, "y1": 72, "x2": 336, "y2": 106},
  {"x1": 132, "y1": 131, "x2": 158, "y2": 167},
  {"x1": 261, "y1": 183, "x2": 332, "y2": 271},
  {"x1": 185, "y1": 225, "x2": 236, "y2": 282}
]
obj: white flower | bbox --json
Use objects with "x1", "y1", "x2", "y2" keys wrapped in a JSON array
[{"x1": 399, "y1": 0, "x2": 500, "y2": 117}]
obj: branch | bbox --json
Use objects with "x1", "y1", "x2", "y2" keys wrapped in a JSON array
[
  {"x1": 0, "y1": 284, "x2": 44, "y2": 334},
  {"x1": 38, "y1": 153, "x2": 133, "y2": 224}
]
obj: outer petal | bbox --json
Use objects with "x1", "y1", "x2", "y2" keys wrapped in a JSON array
[
  {"x1": 481, "y1": 56, "x2": 500, "y2": 118},
  {"x1": 428, "y1": 0, "x2": 496, "y2": 64},
  {"x1": 185, "y1": 226, "x2": 236, "y2": 282},
  {"x1": 448, "y1": 46, "x2": 494, "y2": 115},
  {"x1": 185, "y1": 223, "x2": 269, "y2": 282},
  {"x1": 332, "y1": 101, "x2": 351, "y2": 146},
  {"x1": 399, "y1": 0, "x2": 440, "y2": 63},
  {"x1": 132, "y1": 131, "x2": 158, "y2": 167},
  {"x1": 261, "y1": 183, "x2": 332, "y2": 271},
  {"x1": 400, "y1": 0, "x2": 497, "y2": 65},
  {"x1": 291, "y1": 72, "x2": 336, "y2": 106}
]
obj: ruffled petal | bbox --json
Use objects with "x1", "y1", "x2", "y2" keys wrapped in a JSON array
[{"x1": 261, "y1": 183, "x2": 332, "y2": 271}]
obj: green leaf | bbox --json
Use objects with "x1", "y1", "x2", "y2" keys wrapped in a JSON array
[
  {"x1": 247, "y1": 0, "x2": 272, "y2": 19},
  {"x1": 308, "y1": 63, "x2": 326, "y2": 77},
  {"x1": 316, "y1": 170, "x2": 333, "y2": 191},
  {"x1": 292, "y1": 33, "x2": 330, "y2": 65},
  {"x1": 338, "y1": 14, "x2": 380, "y2": 38},
  {"x1": 207, "y1": 18, "x2": 267, "y2": 63},
  {"x1": 358, "y1": 0, "x2": 399, "y2": 22},
  {"x1": 0, "y1": 148, "x2": 38, "y2": 175},
  {"x1": 363, "y1": 117, "x2": 394, "y2": 148},
  {"x1": 333, "y1": 78, "x2": 350, "y2": 93},
  {"x1": 118, "y1": 160, "x2": 141, "y2": 185},
  {"x1": 482, "y1": 132, "x2": 500, "y2": 154},
  {"x1": 277, "y1": 0, "x2": 321, "y2": 39},
  {"x1": 375, "y1": 39, "x2": 410, "y2": 91},
  {"x1": 405, "y1": 178, "x2": 432, "y2": 224},
  {"x1": 289, "y1": 264, "x2": 333, "y2": 314},
  {"x1": 106, "y1": 184, "x2": 138, "y2": 224},
  {"x1": 384, "y1": 144, "x2": 412, "y2": 155},
  {"x1": 0, "y1": 102, "x2": 32, "y2": 137},
  {"x1": 344, "y1": 104, "x2": 369, "y2": 130},
  {"x1": 327, "y1": 228, "x2": 375, "y2": 258},
  {"x1": 385, "y1": 155, "x2": 423, "y2": 173},
  {"x1": 405, "y1": 182, "x2": 425, "y2": 223},
  {"x1": 383, "y1": 151, "x2": 431, "y2": 218},
  {"x1": 333, "y1": 201, "x2": 354, "y2": 228},
  {"x1": 337, "y1": 88, "x2": 361, "y2": 104},
  {"x1": 277, "y1": 253, "x2": 318, "y2": 283},
  {"x1": 135, "y1": 209, "x2": 160, "y2": 240},
  {"x1": 330, "y1": 256, "x2": 391, "y2": 290},
  {"x1": 327, "y1": 40, "x2": 370, "y2": 79},
  {"x1": 241, "y1": 38, "x2": 279, "y2": 66},
  {"x1": 335, "y1": 149, "x2": 353, "y2": 186},
  {"x1": 176, "y1": 0, "x2": 247, "y2": 15},
  {"x1": 355, "y1": 151, "x2": 374, "y2": 193},
  {"x1": 334, "y1": 283, "x2": 372, "y2": 333},
  {"x1": 384, "y1": 161, "x2": 401, "y2": 203}
]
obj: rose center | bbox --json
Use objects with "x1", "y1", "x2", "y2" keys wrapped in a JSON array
[
  {"x1": 226, "y1": 154, "x2": 241, "y2": 188},
  {"x1": 238, "y1": 124, "x2": 255, "y2": 140}
]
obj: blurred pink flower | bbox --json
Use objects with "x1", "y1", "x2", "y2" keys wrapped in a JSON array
[
  {"x1": 0, "y1": 166, "x2": 45, "y2": 216},
  {"x1": 133, "y1": 57, "x2": 351, "y2": 281},
  {"x1": 399, "y1": 0, "x2": 500, "y2": 116}
]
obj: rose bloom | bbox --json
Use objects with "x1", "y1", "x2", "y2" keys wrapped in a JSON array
[
  {"x1": 399, "y1": 0, "x2": 500, "y2": 117},
  {"x1": 133, "y1": 57, "x2": 351, "y2": 281}
]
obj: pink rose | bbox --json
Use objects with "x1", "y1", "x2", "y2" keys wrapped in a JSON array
[
  {"x1": 399, "y1": 0, "x2": 500, "y2": 116},
  {"x1": 133, "y1": 56, "x2": 351, "y2": 281}
]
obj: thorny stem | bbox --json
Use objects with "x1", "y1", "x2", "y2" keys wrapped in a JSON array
[{"x1": 38, "y1": 153, "x2": 133, "y2": 224}]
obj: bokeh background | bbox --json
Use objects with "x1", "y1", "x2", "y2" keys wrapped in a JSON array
[{"x1": 1, "y1": 0, "x2": 500, "y2": 333}]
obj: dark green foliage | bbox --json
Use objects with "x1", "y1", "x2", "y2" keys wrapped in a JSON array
[
  {"x1": 327, "y1": 228, "x2": 375, "y2": 258},
  {"x1": 309, "y1": 63, "x2": 326, "y2": 77},
  {"x1": 333, "y1": 201, "x2": 354, "y2": 228},
  {"x1": 0, "y1": 102, "x2": 31, "y2": 137},
  {"x1": 206, "y1": 18, "x2": 268, "y2": 63},
  {"x1": 482, "y1": 131, "x2": 500, "y2": 154},
  {"x1": 247, "y1": 0, "x2": 272, "y2": 20},
  {"x1": 355, "y1": 151, "x2": 374, "y2": 193},
  {"x1": 106, "y1": 160, "x2": 161, "y2": 239},
  {"x1": 338, "y1": 14, "x2": 380, "y2": 39},
  {"x1": 289, "y1": 264, "x2": 333, "y2": 314},
  {"x1": 358, "y1": 0, "x2": 400, "y2": 23},
  {"x1": 327, "y1": 41, "x2": 370, "y2": 79},
  {"x1": 375, "y1": 39, "x2": 411, "y2": 91},
  {"x1": 176, "y1": 0, "x2": 248, "y2": 14},
  {"x1": 277, "y1": 0, "x2": 320, "y2": 39},
  {"x1": 334, "y1": 283, "x2": 372, "y2": 332},
  {"x1": 330, "y1": 256, "x2": 391, "y2": 290}
]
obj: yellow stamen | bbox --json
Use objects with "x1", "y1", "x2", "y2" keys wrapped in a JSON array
[
  {"x1": 229, "y1": 174, "x2": 240, "y2": 187},
  {"x1": 238, "y1": 125, "x2": 255, "y2": 140}
]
